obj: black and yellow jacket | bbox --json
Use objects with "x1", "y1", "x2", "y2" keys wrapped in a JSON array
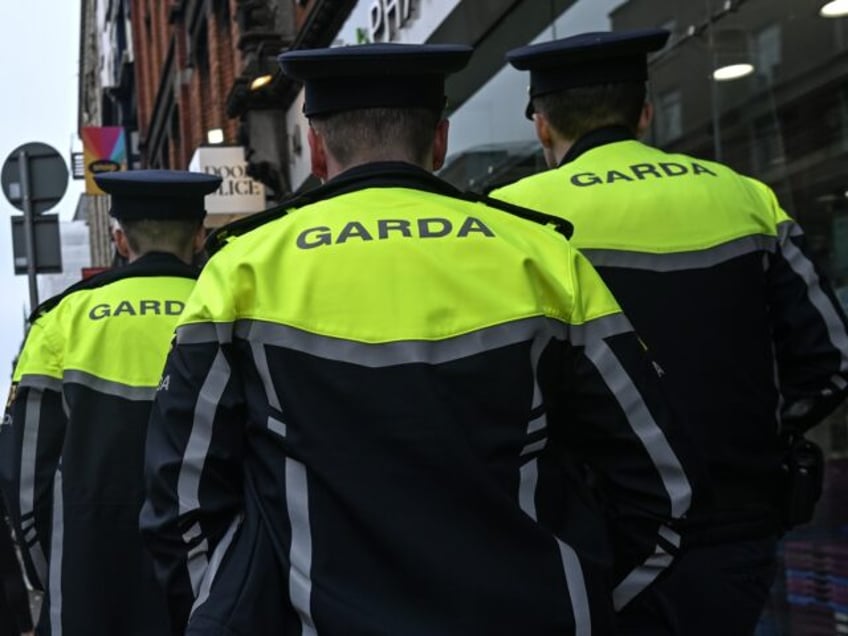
[
  {"x1": 492, "y1": 126, "x2": 848, "y2": 541},
  {"x1": 142, "y1": 162, "x2": 692, "y2": 636},
  {"x1": 0, "y1": 252, "x2": 198, "y2": 636}
]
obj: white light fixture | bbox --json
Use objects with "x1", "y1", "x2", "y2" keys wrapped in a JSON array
[
  {"x1": 820, "y1": 0, "x2": 848, "y2": 17},
  {"x1": 250, "y1": 74, "x2": 274, "y2": 91},
  {"x1": 207, "y1": 128, "x2": 225, "y2": 145},
  {"x1": 712, "y1": 63, "x2": 755, "y2": 81}
]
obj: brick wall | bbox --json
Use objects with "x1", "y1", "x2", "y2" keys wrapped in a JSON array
[{"x1": 131, "y1": 0, "x2": 241, "y2": 169}]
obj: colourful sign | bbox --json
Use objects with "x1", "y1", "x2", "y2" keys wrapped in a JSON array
[{"x1": 81, "y1": 126, "x2": 127, "y2": 194}]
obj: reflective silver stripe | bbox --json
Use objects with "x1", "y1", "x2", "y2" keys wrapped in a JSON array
[
  {"x1": 181, "y1": 523, "x2": 208, "y2": 595},
  {"x1": 177, "y1": 350, "x2": 230, "y2": 516},
  {"x1": 179, "y1": 314, "x2": 633, "y2": 369},
  {"x1": 22, "y1": 523, "x2": 36, "y2": 543},
  {"x1": 556, "y1": 539, "x2": 592, "y2": 636},
  {"x1": 566, "y1": 313, "x2": 633, "y2": 347},
  {"x1": 182, "y1": 521, "x2": 202, "y2": 543},
  {"x1": 613, "y1": 545, "x2": 673, "y2": 610},
  {"x1": 585, "y1": 340, "x2": 691, "y2": 516},
  {"x1": 518, "y1": 459, "x2": 539, "y2": 520},
  {"x1": 268, "y1": 417, "x2": 287, "y2": 438},
  {"x1": 779, "y1": 222, "x2": 848, "y2": 372},
  {"x1": 778, "y1": 220, "x2": 804, "y2": 239},
  {"x1": 581, "y1": 233, "x2": 778, "y2": 272},
  {"x1": 658, "y1": 525, "x2": 681, "y2": 549},
  {"x1": 18, "y1": 374, "x2": 62, "y2": 393},
  {"x1": 189, "y1": 514, "x2": 243, "y2": 617},
  {"x1": 176, "y1": 322, "x2": 233, "y2": 345},
  {"x1": 20, "y1": 389, "x2": 47, "y2": 585},
  {"x1": 186, "y1": 539, "x2": 209, "y2": 596},
  {"x1": 49, "y1": 469, "x2": 64, "y2": 636},
  {"x1": 176, "y1": 350, "x2": 230, "y2": 602},
  {"x1": 520, "y1": 438, "x2": 547, "y2": 456},
  {"x1": 771, "y1": 341, "x2": 783, "y2": 433},
  {"x1": 526, "y1": 412, "x2": 546, "y2": 435},
  {"x1": 236, "y1": 317, "x2": 566, "y2": 368},
  {"x1": 286, "y1": 458, "x2": 316, "y2": 636},
  {"x1": 586, "y1": 340, "x2": 690, "y2": 607},
  {"x1": 251, "y1": 341, "x2": 282, "y2": 411},
  {"x1": 62, "y1": 370, "x2": 156, "y2": 402},
  {"x1": 251, "y1": 339, "x2": 290, "y2": 437},
  {"x1": 519, "y1": 335, "x2": 547, "y2": 522},
  {"x1": 833, "y1": 375, "x2": 848, "y2": 391}
]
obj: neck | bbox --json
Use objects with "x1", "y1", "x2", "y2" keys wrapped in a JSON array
[
  {"x1": 130, "y1": 249, "x2": 193, "y2": 265},
  {"x1": 326, "y1": 153, "x2": 433, "y2": 181},
  {"x1": 551, "y1": 137, "x2": 575, "y2": 167}
]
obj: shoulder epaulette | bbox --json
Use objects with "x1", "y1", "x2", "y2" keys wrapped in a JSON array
[{"x1": 473, "y1": 193, "x2": 574, "y2": 240}]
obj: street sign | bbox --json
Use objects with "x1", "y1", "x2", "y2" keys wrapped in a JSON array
[
  {"x1": 10, "y1": 214, "x2": 62, "y2": 274},
  {"x1": 1, "y1": 142, "x2": 68, "y2": 214},
  {"x1": 1, "y1": 142, "x2": 68, "y2": 311}
]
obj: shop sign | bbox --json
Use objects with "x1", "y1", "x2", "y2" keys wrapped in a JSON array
[
  {"x1": 188, "y1": 146, "x2": 266, "y2": 219},
  {"x1": 369, "y1": 0, "x2": 413, "y2": 42}
]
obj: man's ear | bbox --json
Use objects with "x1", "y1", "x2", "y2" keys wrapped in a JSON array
[
  {"x1": 308, "y1": 126, "x2": 328, "y2": 181},
  {"x1": 112, "y1": 226, "x2": 130, "y2": 258},
  {"x1": 432, "y1": 119, "x2": 450, "y2": 171},
  {"x1": 192, "y1": 224, "x2": 207, "y2": 254},
  {"x1": 533, "y1": 112, "x2": 555, "y2": 150},
  {"x1": 637, "y1": 101, "x2": 654, "y2": 138}
]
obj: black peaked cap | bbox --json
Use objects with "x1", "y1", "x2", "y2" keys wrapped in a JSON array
[
  {"x1": 94, "y1": 169, "x2": 223, "y2": 221},
  {"x1": 507, "y1": 28, "x2": 670, "y2": 118},
  {"x1": 278, "y1": 43, "x2": 473, "y2": 117}
]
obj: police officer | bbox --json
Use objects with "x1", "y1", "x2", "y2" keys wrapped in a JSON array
[
  {"x1": 141, "y1": 43, "x2": 693, "y2": 635},
  {"x1": 1, "y1": 170, "x2": 221, "y2": 635},
  {"x1": 491, "y1": 29, "x2": 848, "y2": 635}
]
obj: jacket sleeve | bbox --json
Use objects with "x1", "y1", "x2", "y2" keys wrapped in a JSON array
[
  {"x1": 766, "y1": 195, "x2": 848, "y2": 432},
  {"x1": 0, "y1": 317, "x2": 66, "y2": 592},
  {"x1": 0, "y1": 497, "x2": 34, "y2": 633},
  {"x1": 561, "y1": 252, "x2": 694, "y2": 611},
  {"x1": 141, "y1": 317, "x2": 247, "y2": 633}
]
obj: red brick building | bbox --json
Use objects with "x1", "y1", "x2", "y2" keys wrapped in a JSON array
[
  {"x1": 131, "y1": 0, "x2": 242, "y2": 170},
  {"x1": 77, "y1": 0, "x2": 357, "y2": 262}
]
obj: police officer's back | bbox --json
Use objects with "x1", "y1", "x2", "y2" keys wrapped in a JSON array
[
  {"x1": 140, "y1": 43, "x2": 693, "y2": 635},
  {"x1": 2, "y1": 171, "x2": 220, "y2": 635},
  {"x1": 491, "y1": 29, "x2": 848, "y2": 635}
]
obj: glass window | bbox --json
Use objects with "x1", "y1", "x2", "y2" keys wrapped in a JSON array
[
  {"x1": 442, "y1": 2, "x2": 848, "y2": 633},
  {"x1": 755, "y1": 23, "x2": 782, "y2": 83},
  {"x1": 655, "y1": 89, "x2": 683, "y2": 144}
]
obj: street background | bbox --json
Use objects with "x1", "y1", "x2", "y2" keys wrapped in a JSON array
[{"x1": 0, "y1": 2, "x2": 84, "y2": 400}]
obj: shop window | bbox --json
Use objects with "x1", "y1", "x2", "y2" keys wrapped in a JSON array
[
  {"x1": 754, "y1": 23, "x2": 781, "y2": 84},
  {"x1": 655, "y1": 89, "x2": 682, "y2": 145},
  {"x1": 659, "y1": 18, "x2": 679, "y2": 46},
  {"x1": 840, "y1": 85, "x2": 848, "y2": 151},
  {"x1": 751, "y1": 114, "x2": 784, "y2": 172}
]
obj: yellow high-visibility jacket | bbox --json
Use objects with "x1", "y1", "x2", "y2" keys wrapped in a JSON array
[
  {"x1": 493, "y1": 126, "x2": 848, "y2": 540},
  {"x1": 142, "y1": 162, "x2": 692, "y2": 635},
  {"x1": 1, "y1": 252, "x2": 197, "y2": 636}
]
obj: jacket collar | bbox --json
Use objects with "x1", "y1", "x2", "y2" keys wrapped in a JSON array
[
  {"x1": 318, "y1": 161, "x2": 463, "y2": 199},
  {"x1": 558, "y1": 125, "x2": 635, "y2": 166}
]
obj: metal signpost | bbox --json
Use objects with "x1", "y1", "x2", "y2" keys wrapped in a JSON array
[{"x1": 1, "y1": 142, "x2": 69, "y2": 311}]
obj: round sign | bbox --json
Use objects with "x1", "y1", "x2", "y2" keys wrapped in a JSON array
[{"x1": 1, "y1": 142, "x2": 69, "y2": 214}]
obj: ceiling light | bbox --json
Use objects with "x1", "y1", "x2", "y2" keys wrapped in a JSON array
[
  {"x1": 712, "y1": 63, "x2": 755, "y2": 81},
  {"x1": 820, "y1": 0, "x2": 848, "y2": 17},
  {"x1": 250, "y1": 74, "x2": 274, "y2": 91},
  {"x1": 206, "y1": 128, "x2": 225, "y2": 145}
]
